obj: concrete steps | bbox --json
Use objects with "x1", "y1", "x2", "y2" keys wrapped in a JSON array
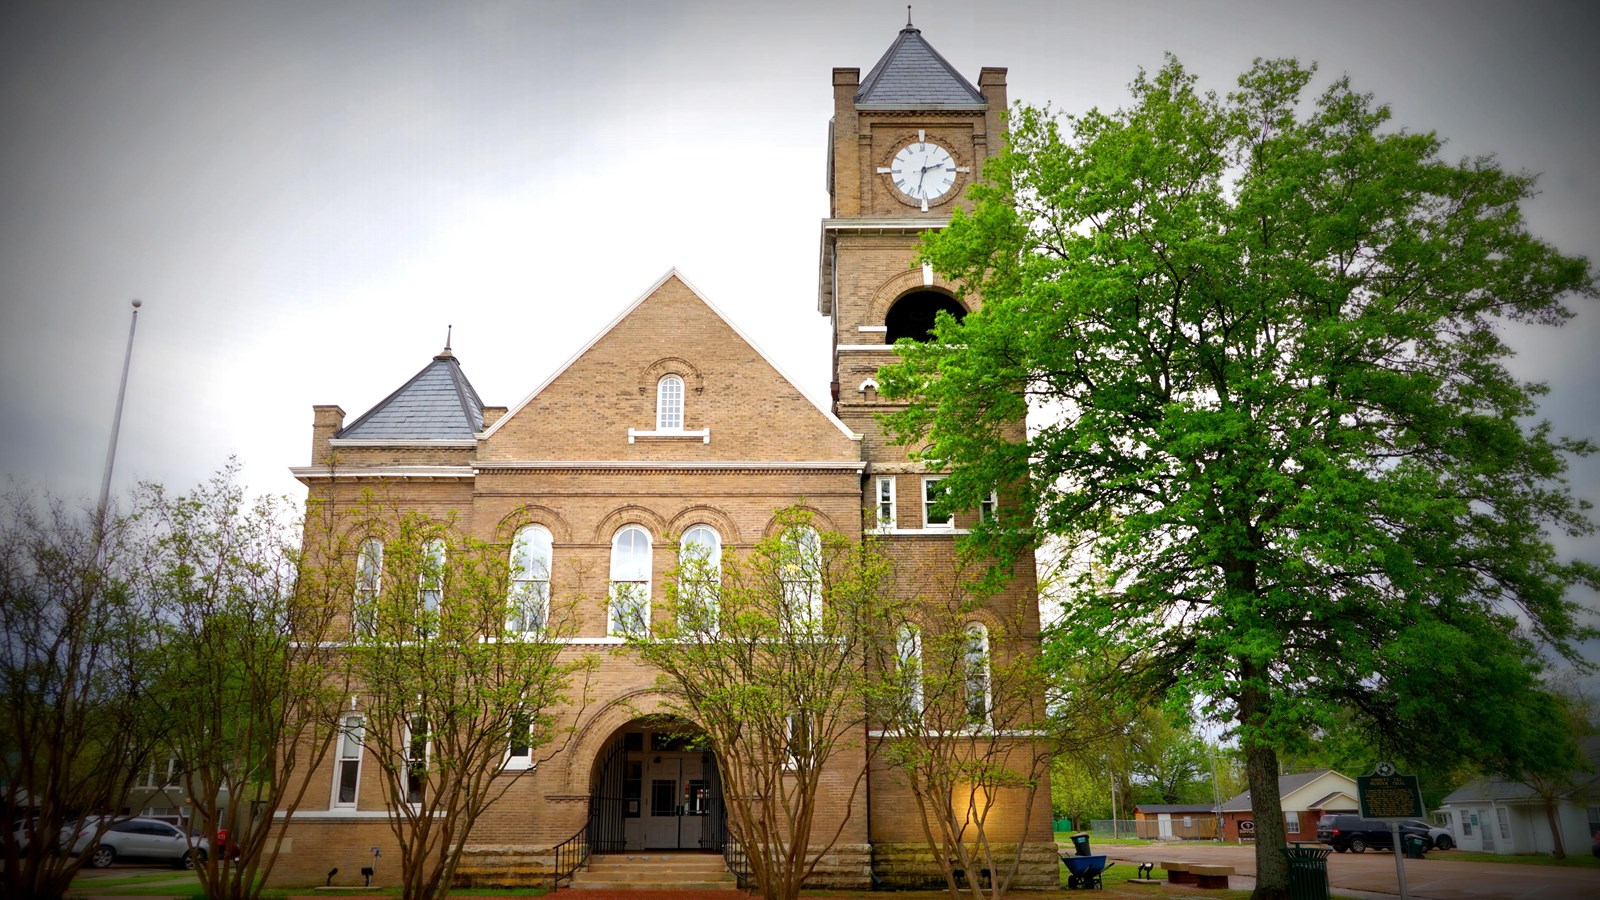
[{"x1": 568, "y1": 852, "x2": 737, "y2": 891}]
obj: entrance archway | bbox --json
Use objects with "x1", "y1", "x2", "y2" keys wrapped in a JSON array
[{"x1": 588, "y1": 718, "x2": 726, "y2": 853}]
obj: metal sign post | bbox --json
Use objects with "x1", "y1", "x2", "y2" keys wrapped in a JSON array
[{"x1": 1358, "y1": 761, "x2": 1424, "y2": 900}]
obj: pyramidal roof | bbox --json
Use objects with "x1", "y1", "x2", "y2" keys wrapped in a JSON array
[
  {"x1": 856, "y1": 20, "x2": 985, "y2": 109},
  {"x1": 337, "y1": 345, "x2": 484, "y2": 441}
]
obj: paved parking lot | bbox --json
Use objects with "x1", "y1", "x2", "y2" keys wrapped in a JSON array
[{"x1": 1103, "y1": 842, "x2": 1600, "y2": 899}]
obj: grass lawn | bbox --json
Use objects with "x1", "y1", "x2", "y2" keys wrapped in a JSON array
[{"x1": 1426, "y1": 848, "x2": 1600, "y2": 868}]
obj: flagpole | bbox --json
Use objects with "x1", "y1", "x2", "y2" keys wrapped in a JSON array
[{"x1": 96, "y1": 298, "x2": 142, "y2": 538}]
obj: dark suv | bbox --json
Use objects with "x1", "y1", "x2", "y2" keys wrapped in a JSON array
[{"x1": 1315, "y1": 815, "x2": 1430, "y2": 853}]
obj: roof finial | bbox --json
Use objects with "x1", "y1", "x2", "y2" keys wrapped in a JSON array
[
  {"x1": 436, "y1": 324, "x2": 455, "y2": 360},
  {"x1": 907, "y1": 5, "x2": 913, "y2": 28}
]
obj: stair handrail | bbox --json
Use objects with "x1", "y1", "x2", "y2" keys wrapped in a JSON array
[
  {"x1": 723, "y1": 831, "x2": 754, "y2": 892},
  {"x1": 550, "y1": 823, "x2": 589, "y2": 891}
]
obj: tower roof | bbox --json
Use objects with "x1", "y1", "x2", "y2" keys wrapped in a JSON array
[
  {"x1": 855, "y1": 21, "x2": 985, "y2": 109},
  {"x1": 336, "y1": 345, "x2": 485, "y2": 441}
]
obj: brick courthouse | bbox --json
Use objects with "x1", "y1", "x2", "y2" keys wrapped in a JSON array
[{"x1": 270, "y1": 22, "x2": 1053, "y2": 889}]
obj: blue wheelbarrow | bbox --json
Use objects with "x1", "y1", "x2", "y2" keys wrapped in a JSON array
[{"x1": 1060, "y1": 853, "x2": 1111, "y2": 890}]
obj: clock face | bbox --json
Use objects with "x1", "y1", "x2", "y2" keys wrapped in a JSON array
[{"x1": 889, "y1": 141, "x2": 957, "y2": 205}]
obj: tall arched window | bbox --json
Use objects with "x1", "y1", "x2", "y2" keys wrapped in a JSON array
[
  {"x1": 609, "y1": 525, "x2": 652, "y2": 636},
  {"x1": 895, "y1": 624, "x2": 923, "y2": 718},
  {"x1": 678, "y1": 525, "x2": 721, "y2": 635},
  {"x1": 656, "y1": 375, "x2": 684, "y2": 430},
  {"x1": 509, "y1": 525, "x2": 553, "y2": 633},
  {"x1": 964, "y1": 623, "x2": 992, "y2": 728},
  {"x1": 353, "y1": 539, "x2": 383, "y2": 636},
  {"x1": 780, "y1": 525, "x2": 822, "y2": 635},
  {"x1": 419, "y1": 539, "x2": 445, "y2": 615}
]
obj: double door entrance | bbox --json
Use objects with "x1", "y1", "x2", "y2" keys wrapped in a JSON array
[{"x1": 643, "y1": 753, "x2": 706, "y2": 849}]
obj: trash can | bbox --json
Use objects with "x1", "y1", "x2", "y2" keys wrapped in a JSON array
[
  {"x1": 1403, "y1": 834, "x2": 1427, "y2": 859},
  {"x1": 1070, "y1": 832, "x2": 1092, "y2": 857},
  {"x1": 1281, "y1": 845, "x2": 1331, "y2": 900}
]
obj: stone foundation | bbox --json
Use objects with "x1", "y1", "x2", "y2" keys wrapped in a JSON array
[
  {"x1": 870, "y1": 841, "x2": 1060, "y2": 891},
  {"x1": 453, "y1": 845, "x2": 556, "y2": 888}
]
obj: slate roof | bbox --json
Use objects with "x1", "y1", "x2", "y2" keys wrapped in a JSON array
[
  {"x1": 1220, "y1": 769, "x2": 1342, "y2": 812},
  {"x1": 336, "y1": 348, "x2": 484, "y2": 441},
  {"x1": 855, "y1": 23, "x2": 985, "y2": 109}
]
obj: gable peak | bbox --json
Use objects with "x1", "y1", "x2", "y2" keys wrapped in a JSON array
[{"x1": 856, "y1": 18, "x2": 985, "y2": 109}]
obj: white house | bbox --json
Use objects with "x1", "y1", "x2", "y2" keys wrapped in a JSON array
[{"x1": 1437, "y1": 737, "x2": 1600, "y2": 855}]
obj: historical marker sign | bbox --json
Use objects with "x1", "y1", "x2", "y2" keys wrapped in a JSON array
[{"x1": 1357, "y1": 761, "x2": 1423, "y2": 820}]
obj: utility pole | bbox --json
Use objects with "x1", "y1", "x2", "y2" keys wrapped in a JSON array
[{"x1": 96, "y1": 298, "x2": 141, "y2": 542}]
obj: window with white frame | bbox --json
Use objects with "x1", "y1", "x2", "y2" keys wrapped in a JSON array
[
  {"x1": 656, "y1": 375, "x2": 684, "y2": 430},
  {"x1": 677, "y1": 525, "x2": 721, "y2": 635},
  {"x1": 509, "y1": 525, "x2": 553, "y2": 633},
  {"x1": 609, "y1": 525, "x2": 651, "y2": 636},
  {"x1": 964, "y1": 623, "x2": 991, "y2": 728},
  {"x1": 875, "y1": 476, "x2": 896, "y2": 530},
  {"x1": 404, "y1": 715, "x2": 428, "y2": 806},
  {"x1": 1586, "y1": 806, "x2": 1600, "y2": 837},
  {"x1": 1284, "y1": 811, "x2": 1300, "y2": 834},
  {"x1": 354, "y1": 539, "x2": 383, "y2": 635},
  {"x1": 780, "y1": 525, "x2": 823, "y2": 634},
  {"x1": 785, "y1": 710, "x2": 811, "y2": 768},
  {"x1": 506, "y1": 710, "x2": 534, "y2": 770},
  {"x1": 419, "y1": 538, "x2": 445, "y2": 623},
  {"x1": 922, "y1": 477, "x2": 952, "y2": 529},
  {"x1": 138, "y1": 756, "x2": 180, "y2": 789},
  {"x1": 334, "y1": 715, "x2": 363, "y2": 807},
  {"x1": 979, "y1": 489, "x2": 998, "y2": 523},
  {"x1": 1496, "y1": 807, "x2": 1510, "y2": 840},
  {"x1": 895, "y1": 624, "x2": 923, "y2": 717}
]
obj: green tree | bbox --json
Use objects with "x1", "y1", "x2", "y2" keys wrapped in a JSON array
[
  {"x1": 134, "y1": 464, "x2": 352, "y2": 900},
  {"x1": 631, "y1": 508, "x2": 897, "y2": 900},
  {"x1": 346, "y1": 496, "x2": 594, "y2": 900},
  {"x1": 0, "y1": 494, "x2": 171, "y2": 900},
  {"x1": 882, "y1": 57, "x2": 1597, "y2": 898}
]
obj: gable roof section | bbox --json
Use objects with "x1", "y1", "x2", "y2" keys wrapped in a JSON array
[
  {"x1": 481, "y1": 268, "x2": 860, "y2": 443},
  {"x1": 856, "y1": 24, "x2": 985, "y2": 109},
  {"x1": 1220, "y1": 770, "x2": 1354, "y2": 812},
  {"x1": 336, "y1": 350, "x2": 484, "y2": 441},
  {"x1": 1442, "y1": 736, "x2": 1600, "y2": 805}
]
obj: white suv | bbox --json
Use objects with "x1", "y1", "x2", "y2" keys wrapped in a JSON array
[{"x1": 67, "y1": 817, "x2": 208, "y2": 869}]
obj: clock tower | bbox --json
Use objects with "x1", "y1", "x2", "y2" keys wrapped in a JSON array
[{"x1": 818, "y1": 18, "x2": 1007, "y2": 450}]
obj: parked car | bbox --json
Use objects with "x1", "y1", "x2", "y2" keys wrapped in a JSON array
[
  {"x1": 66, "y1": 816, "x2": 207, "y2": 869},
  {"x1": 1402, "y1": 819, "x2": 1455, "y2": 850},
  {"x1": 1315, "y1": 814, "x2": 1430, "y2": 853}
]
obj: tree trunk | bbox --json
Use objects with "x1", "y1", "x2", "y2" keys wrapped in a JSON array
[
  {"x1": 1544, "y1": 797, "x2": 1566, "y2": 859},
  {"x1": 1239, "y1": 674, "x2": 1289, "y2": 900}
]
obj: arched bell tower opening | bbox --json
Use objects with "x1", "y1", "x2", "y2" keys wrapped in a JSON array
[
  {"x1": 884, "y1": 290, "x2": 967, "y2": 343},
  {"x1": 588, "y1": 717, "x2": 725, "y2": 853}
]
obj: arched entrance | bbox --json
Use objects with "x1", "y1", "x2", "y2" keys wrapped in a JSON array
[{"x1": 588, "y1": 718, "x2": 726, "y2": 853}]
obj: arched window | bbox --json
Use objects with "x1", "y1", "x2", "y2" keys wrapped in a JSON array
[
  {"x1": 656, "y1": 375, "x2": 684, "y2": 430},
  {"x1": 677, "y1": 525, "x2": 721, "y2": 634},
  {"x1": 885, "y1": 290, "x2": 966, "y2": 343},
  {"x1": 509, "y1": 525, "x2": 553, "y2": 633},
  {"x1": 353, "y1": 539, "x2": 383, "y2": 636},
  {"x1": 780, "y1": 525, "x2": 822, "y2": 634},
  {"x1": 609, "y1": 525, "x2": 652, "y2": 636},
  {"x1": 419, "y1": 539, "x2": 445, "y2": 616},
  {"x1": 896, "y1": 624, "x2": 923, "y2": 717},
  {"x1": 964, "y1": 623, "x2": 991, "y2": 728}
]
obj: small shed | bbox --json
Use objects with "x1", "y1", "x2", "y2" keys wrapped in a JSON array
[
  {"x1": 1217, "y1": 770, "x2": 1359, "y2": 842},
  {"x1": 1132, "y1": 803, "x2": 1218, "y2": 840}
]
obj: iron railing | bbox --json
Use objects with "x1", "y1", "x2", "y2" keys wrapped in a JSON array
[
  {"x1": 723, "y1": 831, "x2": 754, "y2": 892},
  {"x1": 550, "y1": 823, "x2": 589, "y2": 891}
]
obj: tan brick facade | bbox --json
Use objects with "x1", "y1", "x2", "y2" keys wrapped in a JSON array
[{"x1": 271, "y1": 31, "x2": 1053, "y2": 891}]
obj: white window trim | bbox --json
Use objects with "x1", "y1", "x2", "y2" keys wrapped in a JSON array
[
  {"x1": 418, "y1": 539, "x2": 445, "y2": 617},
  {"x1": 404, "y1": 716, "x2": 429, "y2": 807},
  {"x1": 628, "y1": 427, "x2": 710, "y2": 443},
  {"x1": 784, "y1": 711, "x2": 811, "y2": 770},
  {"x1": 677, "y1": 525, "x2": 722, "y2": 637},
  {"x1": 332, "y1": 715, "x2": 364, "y2": 808},
  {"x1": 875, "y1": 476, "x2": 897, "y2": 531},
  {"x1": 965, "y1": 623, "x2": 992, "y2": 729},
  {"x1": 979, "y1": 490, "x2": 998, "y2": 523},
  {"x1": 656, "y1": 374, "x2": 685, "y2": 430},
  {"x1": 780, "y1": 526, "x2": 823, "y2": 635},
  {"x1": 504, "y1": 711, "x2": 536, "y2": 771},
  {"x1": 354, "y1": 539, "x2": 383, "y2": 636},
  {"x1": 509, "y1": 525, "x2": 553, "y2": 635},
  {"x1": 1284, "y1": 810, "x2": 1301, "y2": 834},
  {"x1": 922, "y1": 476, "x2": 953, "y2": 530},
  {"x1": 608, "y1": 525, "x2": 652, "y2": 637},
  {"x1": 896, "y1": 624, "x2": 922, "y2": 717}
]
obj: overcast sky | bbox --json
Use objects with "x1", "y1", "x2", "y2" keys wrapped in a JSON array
[{"x1": 3, "y1": 0, "x2": 1596, "y2": 668}]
